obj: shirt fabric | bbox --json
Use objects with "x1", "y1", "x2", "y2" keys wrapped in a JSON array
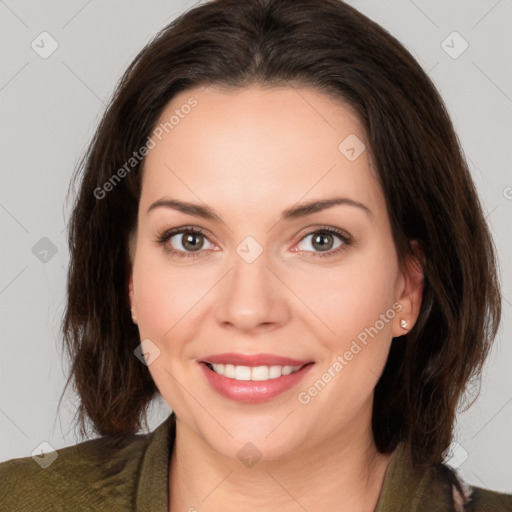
[{"x1": 1, "y1": 412, "x2": 511, "y2": 511}]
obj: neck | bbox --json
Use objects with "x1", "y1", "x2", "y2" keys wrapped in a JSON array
[{"x1": 168, "y1": 416, "x2": 394, "y2": 512}]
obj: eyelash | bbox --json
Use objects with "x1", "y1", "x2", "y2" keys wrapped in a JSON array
[{"x1": 155, "y1": 225, "x2": 352, "y2": 260}]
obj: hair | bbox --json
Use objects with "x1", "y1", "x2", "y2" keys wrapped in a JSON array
[{"x1": 60, "y1": 0, "x2": 501, "y2": 465}]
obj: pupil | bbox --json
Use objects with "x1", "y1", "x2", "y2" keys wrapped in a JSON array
[
  {"x1": 183, "y1": 233, "x2": 203, "y2": 251},
  {"x1": 313, "y1": 233, "x2": 333, "y2": 251}
]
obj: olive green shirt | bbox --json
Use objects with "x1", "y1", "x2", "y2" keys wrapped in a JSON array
[{"x1": 1, "y1": 413, "x2": 510, "y2": 511}]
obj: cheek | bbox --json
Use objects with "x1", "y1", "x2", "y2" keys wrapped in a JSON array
[
  {"x1": 332, "y1": 252, "x2": 399, "y2": 389},
  {"x1": 289, "y1": 250, "x2": 398, "y2": 346},
  {"x1": 342, "y1": 265, "x2": 397, "y2": 336},
  {"x1": 131, "y1": 245, "x2": 210, "y2": 406},
  {"x1": 293, "y1": 258, "x2": 398, "y2": 417},
  {"x1": 132, "y1": 243, "x2": 208, "y2": 340}
]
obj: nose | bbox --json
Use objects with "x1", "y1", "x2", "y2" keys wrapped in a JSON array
[{"x1": 214, "y1": 248, "x2": 291, "y2": 333}]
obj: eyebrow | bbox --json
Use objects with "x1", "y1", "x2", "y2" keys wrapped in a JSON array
[{"x1": 147, "y1": 196, "x2": 373, "y2": 222}]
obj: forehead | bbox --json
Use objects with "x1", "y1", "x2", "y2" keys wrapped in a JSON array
[{"x1": 140, "y1": 85, "x2": 383, "y2": 218}]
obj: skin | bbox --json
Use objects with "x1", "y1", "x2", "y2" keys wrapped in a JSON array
[{"x1": 128, "y1": 85, "x2": 423, "y2": 512}]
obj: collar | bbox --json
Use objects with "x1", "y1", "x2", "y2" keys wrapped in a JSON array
[
  {"x1": 135, "y1": 412, "x2": 176, "y2": 512},
  {"x1": 374, "y1": 441, "x2": 455, "y2": 512},
  {"x1": 135, "y1": 413, "x2": 455, "y2": 511}
]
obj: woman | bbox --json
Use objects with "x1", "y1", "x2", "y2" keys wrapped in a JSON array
[{"x1": 1, "y1": 0, "x2": 510, "y2": 510}]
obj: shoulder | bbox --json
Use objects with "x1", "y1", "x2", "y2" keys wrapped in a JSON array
[
  {"x1": 454, "y1": 484, "x2": 512, "y2": 512},
  {"x1": 376, "y1": 442, "x2": 512, "y2": 511},
  {"x1": 0, "y1": 431, "x2": 154, "y2": 512},
  {"x1": 432, "y1": 461, "x2": 512, "y2": 511},
  {"x1": 467, "y1": 485, "x2": 512, "y2": 511}
]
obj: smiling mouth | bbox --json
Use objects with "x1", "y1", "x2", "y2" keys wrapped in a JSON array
[{"x1": 203, "y1": 362, "x2": 313, "y2": 381}]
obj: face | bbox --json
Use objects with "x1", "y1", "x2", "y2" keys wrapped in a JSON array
[{"x1": 129, "y1": 85, "x2": 422, "y2": 462}]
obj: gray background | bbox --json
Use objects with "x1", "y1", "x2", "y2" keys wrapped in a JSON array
[{"x1": 1, "y1": 0, "x2": 511, "y2": 493}]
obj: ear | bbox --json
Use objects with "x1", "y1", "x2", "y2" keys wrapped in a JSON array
[
  {"x1": 127, "y1": 229, "x2": 138, "y2": 323},
  {"x1": 392, "y1": 240, "x2": 424, "y2": 337},
  {"x1": 128, "y1": 229, "x2": 138, "y2": 324},
  {"x1": 128, "y1": 272, "x2": 138, "y2": 324},
  {"x1": 128, "y1": 272, "x2": 135, "y2": 308}
]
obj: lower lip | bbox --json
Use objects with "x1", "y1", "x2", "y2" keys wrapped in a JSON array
[{"x1": 199, "y1": 362, "x2": 314, "y2": 403}]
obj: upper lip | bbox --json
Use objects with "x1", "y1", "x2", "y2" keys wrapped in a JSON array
[{"x1": 200, "y1": 353, "x2": 313, "y2": 367}]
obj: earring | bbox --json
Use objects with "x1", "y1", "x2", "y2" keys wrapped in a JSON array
[
  {"x1": 400, "y1": 319, "x2": 408, "y2": 330},
  {"x1": 131, "y1": 309, "x2": 138, "y2": 324}
]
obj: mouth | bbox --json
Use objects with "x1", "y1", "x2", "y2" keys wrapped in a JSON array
[
  {"x1": 198, "y1": 353, "x2": 315, "y2": 403},
  {"x1": 202, "y1": 361, "x2": 312, "y2": 381}
]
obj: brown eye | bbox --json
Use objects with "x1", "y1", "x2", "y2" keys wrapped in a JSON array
[
  {"x1": 156, "y1": 226, "x2": 216, "y2": 259},
  {"x1": 311, "y1": 232, "x2": 335, "y2": 251},
  {"x1": 169, "y1": 231, "x2": 212, "y2": 253},
  {"x1": 291, "y1": 227, "x2": 352, "y2": 259},
  {"x1": 297, "y1": 230, "x2": 344, "y2": 253}
]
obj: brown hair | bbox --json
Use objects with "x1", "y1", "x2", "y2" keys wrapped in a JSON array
[{"x1": 60, "y1": 0, "x2": 501, "y2": 465}]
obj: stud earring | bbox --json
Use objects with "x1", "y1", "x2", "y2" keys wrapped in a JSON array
[
  {"x1": 131, "y1": 310, "x2": 138, "y2": 324},
  {"x1": 400, "y1": 319, "x2": 408, "y2": 330}
]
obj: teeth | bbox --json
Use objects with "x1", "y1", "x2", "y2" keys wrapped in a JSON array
[
  {"x1": 209, "y1": 363, "x2": 303, "y2": 381},
  {"x1": 234, "y1": 365, "x2": 251, "y2": 380}
]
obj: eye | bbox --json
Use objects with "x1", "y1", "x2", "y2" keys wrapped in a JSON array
[
  {"x1": 156, "y1": 227, "x2": 215, "y2": 259},
  {"x1": 293, "y1": 227, "x2": 351, "y2": 258},
  {"x1": 156, "y1": 225, "x2": 352, "y2": 260}
]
